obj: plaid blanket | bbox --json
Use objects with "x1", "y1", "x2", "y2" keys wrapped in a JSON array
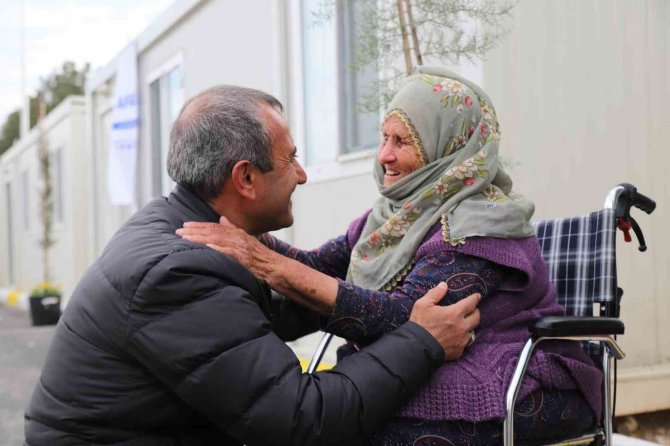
[{"x1": 533, "y1": 208, "x2": 617, "y2": 318}]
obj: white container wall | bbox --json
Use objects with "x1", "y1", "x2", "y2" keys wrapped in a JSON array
[
  {"x1": 0, "y1": 97, "x2": 89, "y2": 303},
  {"x1": 480, "y1": 0, "x2": 670, "y2": 415}
]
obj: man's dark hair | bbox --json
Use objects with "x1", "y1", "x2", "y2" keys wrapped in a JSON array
[{"x1": 167, "y1": 85, "x2": 283, "y2": 200}]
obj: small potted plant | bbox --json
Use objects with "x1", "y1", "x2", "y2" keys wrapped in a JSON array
[{"x1": 29, "y1": 282, "x2": 62, "y2": 326}]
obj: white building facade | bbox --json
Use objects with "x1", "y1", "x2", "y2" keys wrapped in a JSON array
[{"x1": 0, "y1": 96, "x2": 89, "y2": 304}]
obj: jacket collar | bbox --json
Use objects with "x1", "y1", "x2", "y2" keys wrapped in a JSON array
[
  {"x1": 168, "y1": 185, "x2": 221, "y2": 223},
  {"x1": 168, "y1": 184, "x2": 273, "y2": 309}
]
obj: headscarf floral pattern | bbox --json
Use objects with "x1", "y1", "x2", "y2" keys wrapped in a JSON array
[{"x1": 347, "y1": 66, "x2": 534, "y2": 291}]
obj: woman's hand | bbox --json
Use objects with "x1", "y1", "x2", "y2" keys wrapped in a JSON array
[
  {"x1": 177, "y1": 216, "x2": 338, "y2": 315},
  {"x1": 176, "y1": 217, "x2": 269, "y2": 278}
]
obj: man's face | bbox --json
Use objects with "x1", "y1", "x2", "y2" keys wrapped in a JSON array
[{"x1": 254, "y1": 106, "x2": 307, "y2": 233}]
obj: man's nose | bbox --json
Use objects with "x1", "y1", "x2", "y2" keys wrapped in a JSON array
[{"x1": 295, "y1": 161, "x2": 307, "y2": 185}]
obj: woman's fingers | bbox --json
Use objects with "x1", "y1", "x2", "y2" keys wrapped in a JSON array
[
  {"x1": 177, "y1": 221, "x2": 241, "y2": 240},
  {"x1": 182, "y1": 221, "x2": 217, "y2": 228},
  {"x1": 205, "y1": 243, "x2": 226, "y2": 254},
  {"x1": 219, "y1": 216, "x2": 236, "y2": 227},
  {"x1": 180, "y1": 233, "x2": 222, "y2": 245},
  {"x1": 205, "y1": 243, "x2": 238, "y2": 258},
  {"x1": 180, "y1": 218, "x2": 240, "y2": 232}
]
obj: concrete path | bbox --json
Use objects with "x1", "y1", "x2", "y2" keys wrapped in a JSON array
[{"x1": 0, "y1": 305, "x2": 55, "y2": 445}]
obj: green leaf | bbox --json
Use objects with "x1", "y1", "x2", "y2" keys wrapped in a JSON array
[
  {"x1": 443, "y1": 141, "x2": 454, "y2": 157},
  {"x1": 449, "y1": 187, "x2": 462, "y2": 196}
]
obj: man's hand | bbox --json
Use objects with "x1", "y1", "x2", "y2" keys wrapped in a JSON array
[{"x1": 409, "y1": 282, "x2": 480, "y2": 361}]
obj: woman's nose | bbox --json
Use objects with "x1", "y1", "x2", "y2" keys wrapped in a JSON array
[{"x1": 378, "y1": 143, "x2": 397, "y2": 164}]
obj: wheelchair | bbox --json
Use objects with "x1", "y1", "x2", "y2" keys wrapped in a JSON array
[{"x1": 306, "y1": 183, "x2": 656, "y2": 446}]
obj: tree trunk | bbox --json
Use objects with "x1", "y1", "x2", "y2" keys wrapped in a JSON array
[
  {"x1": 396, "y1": 0, "x2": 413, "y2": 75},
  {"x1": 37, "y1": 95, "x2": 51, "y2": 284},
  {"x1": 404, "y1": 0, "x2": 423, "y2": 66}
]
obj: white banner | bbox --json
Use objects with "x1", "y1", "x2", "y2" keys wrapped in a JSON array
[{"x1": 108, "y1": 42, "x2": 139, "y2": 206}]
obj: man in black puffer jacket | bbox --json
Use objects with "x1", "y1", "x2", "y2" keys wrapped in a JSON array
[{"x1": 25, "y1": 86, "x2": 480, "y2": 445}]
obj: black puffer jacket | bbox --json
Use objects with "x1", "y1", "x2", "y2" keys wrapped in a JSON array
[{"x1": 25, "y1": 186, "x2": 443, "y2": 446}]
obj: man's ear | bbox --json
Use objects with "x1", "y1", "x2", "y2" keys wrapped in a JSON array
[{"x1": 229, "y1": 160, "x2": 260, "y2": 200}]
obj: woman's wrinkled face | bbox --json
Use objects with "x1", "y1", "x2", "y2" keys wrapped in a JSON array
[{"x1": 379, "y1": 114, "x2": 424, "y2": 186}]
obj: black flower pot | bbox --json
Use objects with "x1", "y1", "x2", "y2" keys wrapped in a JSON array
[{"x1": 29, "y1": 295, "x2": 61, "y2": 326}]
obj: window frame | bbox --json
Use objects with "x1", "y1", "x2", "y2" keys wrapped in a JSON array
[
  {"x1": 336, "y1": 0, "x2": 381, "y2": 156},
  {"x1": 145, "y1": 52, "x2": 184, "y2": 197},
  {"x1": 295, "y1": 0, "x2": 380, "y2": 183}
]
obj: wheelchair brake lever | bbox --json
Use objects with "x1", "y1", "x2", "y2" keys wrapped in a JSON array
[
  {"x1": 616, "y1": 218, "x2": 633, "y2": 243},
  {"x1": 629, "y1": 216, "x2": 647, "y2": 252}
]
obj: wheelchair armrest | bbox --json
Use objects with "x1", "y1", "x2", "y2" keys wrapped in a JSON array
[{"x1": 530, "y1": 316, "x2": 625, "y2": 337}]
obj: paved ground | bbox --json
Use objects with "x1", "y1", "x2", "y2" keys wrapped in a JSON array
[{"x1": 0, "y1": 305, "x2": 55, "y2": 445}]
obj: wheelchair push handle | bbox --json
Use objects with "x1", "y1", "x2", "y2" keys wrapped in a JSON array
[
  {"x1": 631, "y1": 190, "x2": 656, "y2": 214},
  {"x1": 617, "y1": 183, "x2": 656, "y2": 215},
  {"x1": 609, "y1": 183, "x2": 655, "y2": 252}
]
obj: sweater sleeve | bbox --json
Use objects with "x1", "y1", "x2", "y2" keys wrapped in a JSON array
[
  {"x1": 259, "y1": 210, "x2": 371, "y2": 281},
  {"x1": 262, "y1": 234, "x2": 352, "y2": 280},
  {"x1": 326, "y1": 249, "x2": 506, "y2": 342},
  {"x1": 125, "y1": 248, "x2": 443, "y2": 446}
]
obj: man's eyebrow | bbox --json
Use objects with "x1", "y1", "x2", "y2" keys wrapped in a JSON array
[{"x1": 278, "y1": 147, "x2": 298, "y2": 163}]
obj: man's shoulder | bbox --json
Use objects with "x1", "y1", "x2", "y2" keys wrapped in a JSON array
[
  {"x1": 141, "y1": 242, "x2": 259, "y2": 290},
  {"x1": 96, "y1": 198, "x2": 185, "y2": 291},
  {"x1": 96, "y1": 198, "x2": 254, "y2": 294}
]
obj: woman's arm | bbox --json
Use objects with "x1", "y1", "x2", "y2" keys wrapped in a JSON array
[
  {"x1": 261, "y1": 233, "x2": 352, "y2": 279},
  {"x1": 325, "y1": 250, "x2": 505, "y2": 341},
  {"x1": 239, "y1": 245, "x2": 500, "y2": 341},
  {"x1": 178, "y1": 218, "x2": 353, "y2": 280},
  {"x1": 177, "y1": 218, "x2": 342, "y2": 315}
]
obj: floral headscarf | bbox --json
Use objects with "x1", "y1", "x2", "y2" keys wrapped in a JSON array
[{"x1": 346, "y1": 66, "x2": 535, "y2": 291}]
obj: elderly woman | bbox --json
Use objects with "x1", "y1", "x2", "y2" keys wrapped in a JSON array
[{"x1": 178, "y1": 66, "x2": 602, "y2": 444}]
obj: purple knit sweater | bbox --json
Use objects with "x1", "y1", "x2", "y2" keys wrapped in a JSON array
[
  {"x1": 265, "y1": 212, "x2": 604, "y2": 422},
  {"x1": 398, "y1": 230, "x2": 602, "y2": 421},
  {"x1": 347, "y1": 212, "x2": 602, "y2": 422}
]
